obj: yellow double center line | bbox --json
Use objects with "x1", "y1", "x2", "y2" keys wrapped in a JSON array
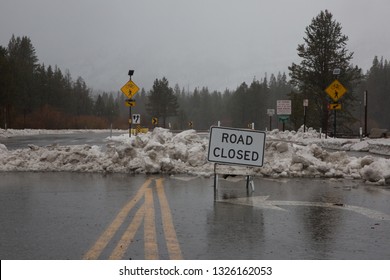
[{"x1": 83, "y1": 178, "x2": 182, "y2": 260}]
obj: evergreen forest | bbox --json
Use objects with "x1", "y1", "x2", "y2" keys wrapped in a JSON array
[{"x1": 1, "y1": 31, "x2": 389, "y2": 134}]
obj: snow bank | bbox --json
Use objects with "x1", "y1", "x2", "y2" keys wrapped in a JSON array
[
  {"x1": 0, "y1": 128, "x2": 210, "y2": 175},
  {"x1": 1, "y1": 127, "x2": 390, "y2": 184},
  {"x1": 267, "y1": 126, "x2": 390, "y2": 156}
]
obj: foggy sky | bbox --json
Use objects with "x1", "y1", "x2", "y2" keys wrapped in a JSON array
[{"x1": 1, "y1": 0, "x2": 389, "y2": 93}]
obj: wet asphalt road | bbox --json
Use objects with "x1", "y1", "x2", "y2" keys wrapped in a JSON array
[{"x1": 1, "y1": 172, "x2": 389, "y2": 260}]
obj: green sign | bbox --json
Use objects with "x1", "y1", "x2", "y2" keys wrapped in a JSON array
[{"x1": 278, "y1": 116, "x2": 289, "y2": 122}]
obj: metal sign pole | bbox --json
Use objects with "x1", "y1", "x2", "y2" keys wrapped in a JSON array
[
  {"x1": 333, "y1": 109, "x2": 336, "y2": 137},
  {"x1": 214, "y1": 163, "x2": 218, "y2": 201},
  {"x1": 128, "y1": 70, "x2": 134, "y2": 137},
  {"x1": 213, "y1": 121, "x2": 221, "y2": 201},
  {"x1": 129, "y1": 106, "x2": 132, "y2": 137},
  {"x1": 121, "y1": 70, "x2": 139, "y2": 138}
]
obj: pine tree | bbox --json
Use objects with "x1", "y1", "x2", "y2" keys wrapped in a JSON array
[
  {"x1": 0, "y1": 46, "x2": 11, "y2": 128},
  {"x1": 289, "y1": 10, "x2": 362, "y2": 133},
  {"x1": 94, "y1": 94, "x2": 105, "y2": 116},
  {"x1": 7, "y1": 35, "x2": 39, "y2": 127},
  {"x1": 146, "y1": 77, "x2": 179, "y2": 128}
]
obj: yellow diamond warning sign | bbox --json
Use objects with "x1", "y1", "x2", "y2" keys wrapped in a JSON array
[
  {"x1": 325, "y1": 80, "x2": 347, "y2": 102},
  {"x1": 121, "y1": 80, "x2": 140, "y2": 99}
]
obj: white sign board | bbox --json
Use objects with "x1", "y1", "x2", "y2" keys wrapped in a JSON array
[
  {"x1": 132, "y1": 114, "x2": 141, "y2": 124},
  {"x1": 267, "y1": 109, "x2": 275, "y2": 116},
  {"x1": 208, "y1": 126, "x2": 266, "y2": 167},
  {"x1": 277, "y1": 100, "x2": 292, "y2": 115}
]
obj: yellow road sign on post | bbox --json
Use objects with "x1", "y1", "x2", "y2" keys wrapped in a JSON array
[
  {"x1": 121, "y1": 80, "x2": 140, "y2": 99},
  {"x1": 325, "y1": 80, "x2": 347, "y2": 102},
  {"x1": 125, "y1": 100, "x2": 136, "y2": 107},
  {"x1": 152, "y1": 117, "x2": 158, "y2": 125},
  {"x1": 328, "y1": 103, "x2": 342, "y2": 110}
]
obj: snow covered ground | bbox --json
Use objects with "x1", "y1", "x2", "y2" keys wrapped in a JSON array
[{"x1": 1, "y1": 127, "x2": 390, "y2": 185}]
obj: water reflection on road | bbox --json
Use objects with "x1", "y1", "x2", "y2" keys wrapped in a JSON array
[{"x1": 0, "y1": 172, "x2": 389, "y2": 259}]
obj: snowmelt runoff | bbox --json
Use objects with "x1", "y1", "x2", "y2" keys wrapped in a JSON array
[{"x1": 1, "y1": 127, "x2": 390, "y2": 185}]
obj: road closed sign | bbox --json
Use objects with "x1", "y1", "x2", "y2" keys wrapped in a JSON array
[{"x1": 208, "y1": 126, "x2": 266, "y2": 167}]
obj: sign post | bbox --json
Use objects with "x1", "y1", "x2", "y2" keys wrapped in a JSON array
[
  {"x1": 325, "y1": 79, "x2": 347, "y2": 137},
  {"x1": 132, "y1": 114, "x2": 141, "y2": 124},
  {"x1": 121, "y1": 70, "x2": 139, "y2": 137},
  {"x1": 208, "y1": 126, "x2": 266, "y2": 167},
  {"x1": 267, "y1": 109, "x2": 275, "y2": 131},
  {"x1": 325, "y1": 80, "x2": 347, "y2": 102},
  {"x1": 152, "y1": 117, "x2": 158, "y2": 127},
  {"x1": 277, "y1": 100, "x2": 291, "y2": 132},
  {"x1": 303, "y1": 99, "x2": 308, "y2": 132},
  {"x1": 208, "y1": 126, "x2": 266, "y2": 200},
  {"x1": 364, "y1": 90, "x2": 368, "y2": 136}
]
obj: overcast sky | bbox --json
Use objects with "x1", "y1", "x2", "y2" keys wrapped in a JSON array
[{"x1": 1, "y1": 0, "x2": 389, "y2": 93}]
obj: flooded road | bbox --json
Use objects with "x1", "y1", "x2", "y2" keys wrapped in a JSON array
[{"x1": 0, "y1": 172, "x2": 389, "y2": 259}]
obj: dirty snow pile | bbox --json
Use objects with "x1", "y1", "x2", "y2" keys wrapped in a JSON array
[
  {"x1": 1, "y1": 127, "x2": 390, "y2": 185},
  {"x1": 267, "y1": 126, "x2": 390, "y2": 156},
  {"x1": 0, "y1": 128, "x2": 210, "y2": 175}
]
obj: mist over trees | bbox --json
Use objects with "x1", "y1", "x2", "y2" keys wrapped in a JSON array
[
  {"x1": 146, "y1": 77, "x2": 179, "y2": 128},
  {"x1": 160, "y1": 73, "x2": 291, "y2": 131},
  {"x1": 0, "y1": 35, "x2": 103, "y2": 128},
  {"x1": 359, "y1": 56, "x2": 390, "y2": 129},
  {"x1": 1, "y1": 9, "x2": 390, "y2": 134},
  {"x1": 0, "y1": 35, "x2": 292, "y2": 131}
]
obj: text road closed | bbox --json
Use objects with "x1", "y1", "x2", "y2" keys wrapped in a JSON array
[{"x1": 208, "y1": 126, "x2": 266, "y2": 167}]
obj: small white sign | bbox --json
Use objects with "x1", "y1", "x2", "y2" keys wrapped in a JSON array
[
  {"x1": 277, "y1": 100, "x2": 292, "y2": 115},
  {"x1": 132, "y1": 114, "x2": 141, "y2": 124},
  {"x1": 303, "y1": 99, "x2": 309, "y2": 107},
  {"x1": 208, "y1": 126, "x2": 266, "y2": 167},
  {"x1": 267, "y1": 109, "x2": 275, "y2": 116}
]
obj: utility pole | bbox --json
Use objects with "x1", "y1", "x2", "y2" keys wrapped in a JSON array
[
  {"x1": 333, "y1": 68, "x2": 340, "y2": 137},
  {"x1": 120, "y1": 69, "x2": 139, "y2": 137},
  {"x1": 364, "y1": 90, "x2": 368, "y2": 136},
  {"x1": 303, "y1": 99, "x2": 308, "y2": 132},
  {"x1": 128, "y1": 70, "x2": 134, "y2": 138}
]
